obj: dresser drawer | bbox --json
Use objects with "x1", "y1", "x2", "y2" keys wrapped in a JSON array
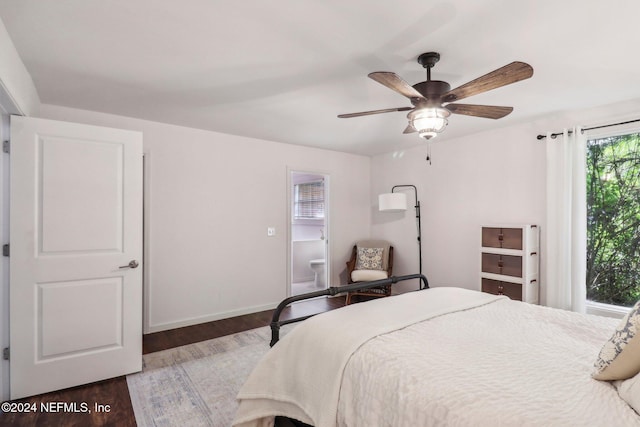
[
  {"x1": 482, "y1": 227, "x2": 522, "y2": 250},
  {"x1": 481, "y1": 253, "x2": 522, "y2": 277},
  {"x1": 482, "y1": 278, "x2": 522, "y2": 301}
]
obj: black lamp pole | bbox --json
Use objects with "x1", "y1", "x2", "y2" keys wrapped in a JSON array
[{"x1": 391, "y1": 185, "x2": 423, "y2": 289}]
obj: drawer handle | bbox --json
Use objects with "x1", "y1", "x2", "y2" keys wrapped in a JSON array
[
  {"x1": 530, "y1": 279, "x2": 537, "y2": 284},
  {"x1": 530, "y1": 252, "x2": 537, "y2": 256},
  {"x1": 498, "y1": 233, "x2": 504, "y2": 241}
]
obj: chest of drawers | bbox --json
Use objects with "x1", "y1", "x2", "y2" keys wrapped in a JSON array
[{"x1": 481, "y1": 225, "x2": 539, "y2": 303}]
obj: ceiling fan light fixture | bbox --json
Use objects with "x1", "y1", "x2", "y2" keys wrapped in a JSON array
[
  {"x1": 338, "y1": 54, "x2": 533, "y2": 141},
  {"x1": 408, "y1": 107, "x2": 450, "y2": 140}
]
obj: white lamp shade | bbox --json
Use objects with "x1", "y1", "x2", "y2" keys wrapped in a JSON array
[{"x1": 379, "y1": 192, "x2": 407, "y2": 212}]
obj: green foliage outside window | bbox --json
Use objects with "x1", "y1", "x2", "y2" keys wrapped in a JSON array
[{"x1": 587, "y1": 132, "x2": 640, "y2": 306}]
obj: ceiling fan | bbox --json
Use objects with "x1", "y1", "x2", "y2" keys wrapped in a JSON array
[{"x1": 338, "y1": 52, "x2": 533, "y2": 140}]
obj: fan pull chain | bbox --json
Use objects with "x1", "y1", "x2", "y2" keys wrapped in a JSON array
[{"x1": 425, "y1": 143, "x2": 432, "y2": 165}]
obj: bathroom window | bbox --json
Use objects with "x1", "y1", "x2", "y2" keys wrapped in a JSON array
[{"x1": 294, "y1": 181, "x2": 324, "y2": 220}]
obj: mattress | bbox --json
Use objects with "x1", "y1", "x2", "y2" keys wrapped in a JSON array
[{"x1": 234, "y1": 287, "x2": 640, "y2": 427}]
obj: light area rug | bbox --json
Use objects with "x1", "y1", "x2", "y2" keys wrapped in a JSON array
[{"x1": 126, "y1": 325, "x2": 294, "y2": 427}]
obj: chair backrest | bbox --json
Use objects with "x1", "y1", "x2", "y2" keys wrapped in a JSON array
[{"x1": 355, "y1": 239, "x2": 391, "y2": 271}]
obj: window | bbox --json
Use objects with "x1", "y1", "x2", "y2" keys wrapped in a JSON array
[
  {"x1": 586, "y1": 131, "x2": 640, "y2": 306},
  {"x1": 293, "y1": 181, "x2": 324, "y2": 220}
]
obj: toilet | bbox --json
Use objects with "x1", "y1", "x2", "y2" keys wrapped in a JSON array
[{"x1": 309, "y1": 259, "x2": 325, "y2": 288}]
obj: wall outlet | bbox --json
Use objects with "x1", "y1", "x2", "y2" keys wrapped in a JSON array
[{"x1": 267, "y1": 227, "x2": 276, "y2": 237}]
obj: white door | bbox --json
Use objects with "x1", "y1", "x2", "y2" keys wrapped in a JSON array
[{"x1": 9, "y1": 116, "x2": 143, "y2": 399}]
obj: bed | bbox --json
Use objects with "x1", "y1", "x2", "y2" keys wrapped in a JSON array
[{"x1": 233, "y1": 282, "x2": 640, "y2": 427}]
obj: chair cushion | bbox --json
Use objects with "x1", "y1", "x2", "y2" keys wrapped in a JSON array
[
  {"x1": 593, "y1": 299, "x2": 640, "y2": 380},
  {"x1": 355, "y1": 247, "x2": 384, "y2": 270},
  {"x1": 351, "y1": 269, "x2": 389, "y2": 282}
]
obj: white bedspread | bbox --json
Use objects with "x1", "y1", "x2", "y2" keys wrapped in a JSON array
[
  {"x1": 234, "y1": 287, "x2": 502, "y2": 426},
  {"x1": 234, "y1": 287, "x2": 640, "y2": 427}
]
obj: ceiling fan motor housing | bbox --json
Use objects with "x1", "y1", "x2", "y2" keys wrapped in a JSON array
[{"x1": 412, "y1": 81, "x2": 451, "y2": 102}]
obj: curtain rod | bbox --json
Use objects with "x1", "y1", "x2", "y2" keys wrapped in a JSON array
[{"x1": 536, "y1": 118, "x2": 640, "y2": 140}]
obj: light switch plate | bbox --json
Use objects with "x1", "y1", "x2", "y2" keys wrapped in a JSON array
[{"x1": 267, "y1": 227, "x2": 276, "y2": 236}]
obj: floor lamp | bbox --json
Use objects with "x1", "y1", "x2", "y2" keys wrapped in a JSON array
[{"x1": 378, "y1": 185, "x2": 424, "y2": 289}]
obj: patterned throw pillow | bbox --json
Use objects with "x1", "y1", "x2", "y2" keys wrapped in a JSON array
[
  {"x1": 355, "y1": 247, "x2": 384, "y2": 270},
  {"x1": 593, "y1": 299, "x2": 640, "y2": 380}
]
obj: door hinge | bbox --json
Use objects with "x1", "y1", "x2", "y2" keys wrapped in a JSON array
[
  {"x1": 2, "y1": 140, "x2": 9, "y2": 154},
  {"x1": 2, "y1": 347, "x2": 8, "y2": 360},
  {"x1": 2, "y1": 244, "x2": 8, "y2": 257}
]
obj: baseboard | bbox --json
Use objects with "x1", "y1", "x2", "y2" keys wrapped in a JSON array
[{"x1": 146, "y1": 302, "x2": 280, "y2": 333}]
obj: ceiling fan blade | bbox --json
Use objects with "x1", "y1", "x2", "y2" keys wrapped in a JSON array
[
  {"x1": 338, "y1": 106, "x2": 412, "y2": 118},
  {"x1": 446, "y1": 104, "x2": 513, "y2": 119},
  {"x1": 368, "y1": 72, "x2": 425, "y2": 99},
  {"x1": 403, "y1": 124, "x2": 417, "y2": 134},
  {"x1": 441, "y1": 62, "x2": 533, "y2": 102}
]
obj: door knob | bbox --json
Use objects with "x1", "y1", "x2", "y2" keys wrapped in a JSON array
[{"x1": 119, "y1": 260, "x2": 139, "y2": 269}]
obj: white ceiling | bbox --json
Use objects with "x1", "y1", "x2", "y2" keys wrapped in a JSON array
[{"x1": 1, "y1": 0, "x2": 639, "y2": 155}]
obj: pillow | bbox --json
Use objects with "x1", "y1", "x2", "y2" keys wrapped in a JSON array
[
  {"x1": 592, "y1": 299, "x2": 640, "y2": 380},
  {"x1": 355, "y1": 247, "x2": 384, "y2": 270},
  {"x1": 614, "y1": 371, "x2": 640, "y2": 414}
]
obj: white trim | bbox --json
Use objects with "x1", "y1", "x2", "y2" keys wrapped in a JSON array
[
  {"x1": 0, "y1": 18, "x2": 40, "y2": 117},
  {"x1": 145, "y1": 302, "x2": 279, "y2": 333},
  {"x1": 142, "y1": 152, "x2": 152, "y2": 334},
  {"x1": 583, "y1": 124, "x2": 640, "y2": 319},
  {"x1": 585, "y1": 300, "x2": 628, "y2": 319},
  {"x1": 0, "y1": 80, "x2": 23, "y2": 116},
  {"x1": 0, "y1": 114, "x2": 8, "y2": 402}
]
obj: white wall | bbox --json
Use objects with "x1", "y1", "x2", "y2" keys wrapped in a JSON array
[
  {"x1": 38, "y1": 104, "x2": 371, "y2": 332},
  {"x1": 0, "y1": 18, "x2": 39, "y2": 116},
  {"x1": 291, "y1": 240, "x2": 324, "y2": 282},
  {"x1": 292, "y1": 225, "x2": 325, "y2": 241},
  {"x1": 371, "y1": 122, "x2": 546, "y2": 295},
  {"x1": 371, "y1": 97, "x2": 640, "y2": 304}
]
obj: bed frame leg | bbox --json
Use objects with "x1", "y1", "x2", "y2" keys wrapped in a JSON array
[{"x1": 270, "y1": 322, "x2": 280, "y2": 347}]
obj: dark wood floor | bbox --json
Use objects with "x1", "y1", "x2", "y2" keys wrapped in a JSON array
[{"x1": 1, "y1": 296, "x2": 345, "y2": 426}]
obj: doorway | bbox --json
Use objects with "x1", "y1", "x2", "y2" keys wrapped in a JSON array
[{"x1": 289, "y1": 171, "x2": 329, "y2": 296}]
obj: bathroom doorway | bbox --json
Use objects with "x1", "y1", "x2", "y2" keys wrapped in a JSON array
[{"x1": 288, "y1": 171, "x2": 329, "y2": 297}]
